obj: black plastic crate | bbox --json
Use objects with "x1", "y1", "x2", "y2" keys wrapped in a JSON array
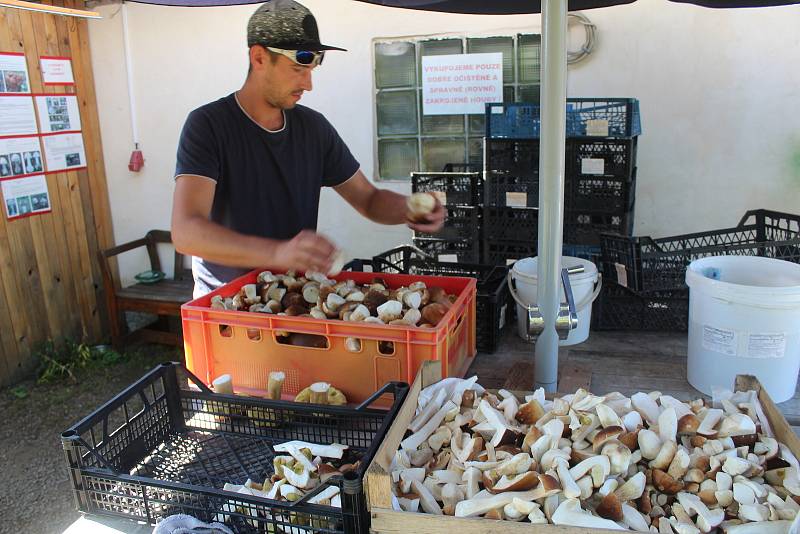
[
  {"x1": 485, "y1": 138, "x2": 539, "y2": 178},
  {"x1": 601, "y1": 209, "x2": 800, "y2": 292},
  {"x1": 563, "y1": 244, "x2": 602, "y2": 265},
  {"x1": 371, "y1": 245, "x2": 510, "y2": 354},
  {"x1": 566, "y1": 172, "x2": 637, "y2": 215},
  {"x1": 485, "y1": 99, "x2": 642, "y2": 139},
  {"x1": 482, "y1": 240, "x2": 538, "y2": 266},
  {"x1": 484, "y1": 171, "x2": 539, "y2": 208},
  {"x1": 442, "y1": 163, "x2": 482, "y2": 173},
  {"x1": 413, "y1": 205, "x2": 481, "y2": 241},
  {"x1": 412, "y1": 237, "x2": 480, "y2": 264},
  {"x1": 411, "y1": 171, "x2": 482, "y2": 207},
  {"x1": 483, "y1": 206, "x2": 539, "y2": 242},
  {"x1": 566, "y1": 138, "x2": 637, "y2": 180},
  {"x1": 61, "y1": 362, "x2": 408, "y2": 534},
  {"x1": 591, "y1": 281, "x2": 689, "y2": 332},
  {"x1": 565, "y1": 210, "x2": 634, "y2": 246}
]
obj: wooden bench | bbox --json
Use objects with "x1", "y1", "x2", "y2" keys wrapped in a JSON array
[{"x1": 99, "y1": 230, "x2": 193, "y2": 348}]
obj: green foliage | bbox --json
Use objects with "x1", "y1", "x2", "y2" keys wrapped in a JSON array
[
  {"x1": 35, "y1": 339, "x2": 125, "y2": 384},
  {"x1": 10, "y1": 385, "x2": 28, "y2": 399}
]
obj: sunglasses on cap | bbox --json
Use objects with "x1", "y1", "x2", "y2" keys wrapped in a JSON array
[{"x1": 266, "y1": 47, "x2": 325, "y2": 67}]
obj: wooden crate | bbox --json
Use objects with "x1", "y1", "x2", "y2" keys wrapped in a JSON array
[{"x1": 364, "y1": 361, "x2": 800, "y2": 533}]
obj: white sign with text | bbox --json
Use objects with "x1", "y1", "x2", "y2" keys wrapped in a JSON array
[{"x1": 421, "y1": 53, "x2": 503, "y2": 115}]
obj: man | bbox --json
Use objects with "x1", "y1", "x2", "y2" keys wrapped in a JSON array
[{"x1": 171, "y1": 0, "x2": 444, "y2": 297}]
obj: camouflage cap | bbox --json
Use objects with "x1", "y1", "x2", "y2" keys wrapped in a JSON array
[{"x1": 247, "y1": 0, "x2": 346, "y2": 52}]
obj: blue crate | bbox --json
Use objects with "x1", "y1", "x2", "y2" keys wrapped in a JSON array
[{"x1": 486, "y1": 99, "x2": 642, "y2": 139}]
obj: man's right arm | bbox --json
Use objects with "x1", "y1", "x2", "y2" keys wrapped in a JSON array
[{"x1": 171, "y1": 175, "x2": 337, "y2": 273}]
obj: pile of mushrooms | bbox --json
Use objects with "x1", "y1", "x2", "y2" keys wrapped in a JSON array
[
  {"x1": 216, "y1": 440, "x2": 358, "y2": 528},
  {"x1": 390, "y1": 377, "x2": 800, "y2": 533},
  {"x1": 209, "y1": 270, "x2": 456, "y2": 329}
]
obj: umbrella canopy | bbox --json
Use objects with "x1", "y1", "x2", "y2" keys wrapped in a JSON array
[
  {"x1": 353, "y1": 0, "x2": 798, "y2": 11},
  {"x1": 125, "y1": 0, "x2": 799, "y2": 9}
]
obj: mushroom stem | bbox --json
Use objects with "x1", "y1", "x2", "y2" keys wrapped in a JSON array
[
  {"x1": 310, "y1": 382, "x2": 330, "y2": 404},
  {"x1": 267, "y1": 371, "x2": 285, "y2": 400}
]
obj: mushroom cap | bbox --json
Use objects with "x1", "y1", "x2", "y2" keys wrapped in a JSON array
[
  {"x1": 596, "y1": 493, "x2": 623, "y2": 521},
  {"x1": 592, "y1": 425, "x2": 624, "y2": 452},
  {"x1": 653, "y1": 468, "x2": 684, "y2": 494}
]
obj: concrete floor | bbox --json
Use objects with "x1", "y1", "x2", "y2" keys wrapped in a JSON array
[{"x1": 467, "y1": 328, "x2": 800, "y2": 428}]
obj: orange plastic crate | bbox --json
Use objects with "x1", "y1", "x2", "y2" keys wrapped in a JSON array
[{"x1": 181, "y1": 270, "x2": 477, "y2": 405}]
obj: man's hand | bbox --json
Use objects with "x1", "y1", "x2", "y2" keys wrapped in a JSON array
[
  {"x1": 407, "y1": 197, "x2": 446, "y2": 234},
  {"x1": 272, "y1": 230, "x2": 337, "y2": 273}
]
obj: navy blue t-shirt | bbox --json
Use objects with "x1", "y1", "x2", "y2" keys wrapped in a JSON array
[{"x1": 175, "y1": 93, "x2": 360, "y2": 296}]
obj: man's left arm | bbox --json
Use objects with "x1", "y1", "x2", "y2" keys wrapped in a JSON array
[{"x1": 333, "y1": 170, "x2": 445, "y2": 234}]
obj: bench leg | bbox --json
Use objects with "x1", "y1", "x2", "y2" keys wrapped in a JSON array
[{"x1": 107, "y1": 297, "x2": 127, "y2": 350}]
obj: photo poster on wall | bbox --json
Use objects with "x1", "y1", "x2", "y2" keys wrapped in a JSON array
[
  {"x1": 40, "y1": 56, "x2": 75, "y2": 86},
  {"x1": 0, "y1": 52, "x2": 31, "y2": 94},
  {"x1": 41, "y1": 132, "x2": 86, "y2": 172},
  {"x1": 34, "y1": 94, "x2": 82, "y2": 134},
  {"x1": 0, "y1": 96, "x2": 38, "y2": 137},
  {"x1": 0, "y1": 136, "x2": 44, "y2": 179},
  {"x1": 2, "y1": 174, "x2": 51, "y2": 220}
]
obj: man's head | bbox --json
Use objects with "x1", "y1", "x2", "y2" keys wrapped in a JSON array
[{"x1": 245, "y1": 0, "x2": 345, "y2": 109}]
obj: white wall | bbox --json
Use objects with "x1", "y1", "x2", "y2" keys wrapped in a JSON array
[{"x1": 87, "y1": 0, "x2": 800, "y2": 283}]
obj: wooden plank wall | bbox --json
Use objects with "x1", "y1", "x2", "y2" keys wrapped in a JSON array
[{"x1": 0, "y1": 0, "x2": 113, "y2": 385}]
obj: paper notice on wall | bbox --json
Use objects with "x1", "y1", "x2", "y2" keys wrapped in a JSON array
[
  {"x1": 0, "y1": 136, "x2": 43, "y2": 178},
  {"x1": 0, "y1": 52, "x2": 31, "y2": 93},
  {"x1": 0, "y1": 96, "x2": 38, "y2": 136},
  {"x1": 421, "y1": 53, "x2": 503, "y2": 115},
  {"x1": 40, "y1": 57, "x2": 75, "y2": 85},
  {"x1": 702, "y1": 325, "x2": 737, "y2": 357},
  {"x1": 2, "y1": 174, "x2": 51, "y2": 220},
  {"x1": 35, "y1": 95, "x2": 82, "y2": 133},
  {"x1": 581, "y1": 158, "x2": 605, "y2": 175},
  {"x1": 745, "y1": 333, "x2": 786, "y2": 359},
  {"x1": 42, "y1": 132, "x2": 86, "y2": 171}
]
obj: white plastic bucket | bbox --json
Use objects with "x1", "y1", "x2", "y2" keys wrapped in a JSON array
[
  {"x1": 686, "y1": 256, "x2": 800, "y2": 403},
  {"x1": 509, "y1": 256, "x2": 601, "y2": 346}
]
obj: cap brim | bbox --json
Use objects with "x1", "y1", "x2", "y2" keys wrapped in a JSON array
[{"x1": 251, "y1": 41, "x2": 347, "y2": 52}]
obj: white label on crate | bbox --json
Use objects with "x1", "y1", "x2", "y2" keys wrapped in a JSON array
[
  {"x1": 745, "y1": 333, "x2": 786, "y2": 359},
  {"x1": 499, "y1": 303, "x2": 507, "y2": 329},
  {"x1": 438, "y1": 254, "x2": 458, "y2": 262},
  {"x1": 702, "y1": 326, "x2": 738, "y2": 357},
  {"x1": 614, "y1": 263, "x2": 628, "y2": 287},
  {"x1": 431, "y1": 191, "x2": 447, "y2": 206},
  {"x1": 581, "y1": 158, "x2": 605, "y2": 175},
  {"x1": 506, "y1": 192, "x2": 527, "y2": 207},
  {"x1": 506, "y1": 258, "x2": 518, "y2": 266},
  {"x1": 586, "y1": 119, "x2": 609, "y2": 137},
  {"x1": 492, "y1": 105, "x2": 504, "y2": 114}
]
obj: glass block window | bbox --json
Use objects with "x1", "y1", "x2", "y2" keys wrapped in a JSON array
[{"x1": 374, "y1": 33, "x2": 541, "y2": 180}]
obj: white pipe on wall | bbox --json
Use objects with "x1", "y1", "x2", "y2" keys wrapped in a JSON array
[{"x1": 121, "y1": 2, "x2": 140, "y2": 149}]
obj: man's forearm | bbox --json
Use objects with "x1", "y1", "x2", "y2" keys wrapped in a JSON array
[
  {"x1": 363, "y1": 188, "x2": 409, "y2": 225},
  {"x1": 172, "y1": 215, "x2": 278, "y2": 268}
]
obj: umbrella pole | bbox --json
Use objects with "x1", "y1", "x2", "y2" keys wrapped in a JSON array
[{"x1": 534, "y1": 0, "x2": 568, "y2": 392}]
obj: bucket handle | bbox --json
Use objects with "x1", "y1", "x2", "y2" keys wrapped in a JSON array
[{"x1": 507, "y1": 270, "x2": 602, "y2": 314}]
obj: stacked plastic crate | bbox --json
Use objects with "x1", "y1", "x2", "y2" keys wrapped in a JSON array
[
  {"x1": 482, "y1": 98, "x2": 641, "y2": 265},
  {"x1": 369, "y1": 245, "x2": 511, "y2": 354},
  {"x1": 594, "y1": 209, "x2": 800, "y2": 331},
  {"x1": 410, "y1": 171, "x2": 483, "y2": 263}
]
